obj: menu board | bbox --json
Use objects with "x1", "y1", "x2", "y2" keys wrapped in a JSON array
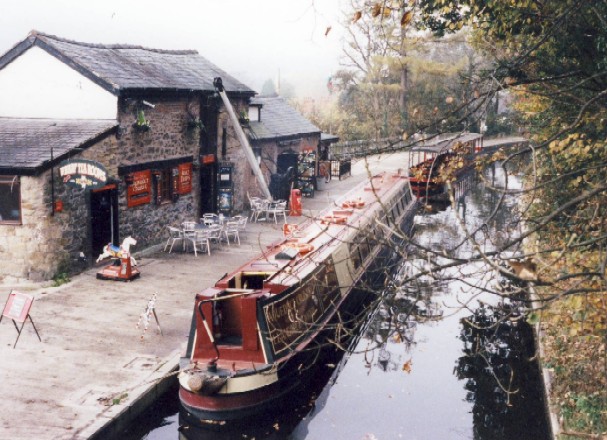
[
  {"x1": 177, "y1": 163, "x2": 192, "y2": 194},
  {"x1": 2, "y1": 291, "x2": 33, "y2": 323},
  {"x1": 127, "y1": 170, "x2": 152, "y2": 207}
]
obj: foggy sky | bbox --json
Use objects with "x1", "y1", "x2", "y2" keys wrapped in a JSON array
[{"x1": 0, "y1": 0, "x2": 345, "y2": 98}]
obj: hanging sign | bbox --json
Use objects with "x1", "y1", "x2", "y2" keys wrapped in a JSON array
[
  {"x1": 201, "y1": 154, "x2": 215, "y2": 165},
  {"x1": 59, "y1": 159, "x2": 108, "y2": 189}
]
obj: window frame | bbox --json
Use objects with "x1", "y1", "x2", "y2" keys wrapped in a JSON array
[
  {"x1": 0, "y1": 175, "x2": 22, "y2": 225},
  {"x1": 155, "y1": 168, "x2": 174, "y2": 205}
]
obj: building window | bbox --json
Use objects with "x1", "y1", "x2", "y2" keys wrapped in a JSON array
[
  {"x1": 125, "y1": 161, "x2": 192, "y2": 208},
  {"x1": 0, "y1": 175, "x2": 21, "y2": 224},
  {"x1": 155, "y1": 168, "x2": 173, "y2": 204},
  {"x1": 248, "y1": 105, "x2": 260, "y2": 122}
]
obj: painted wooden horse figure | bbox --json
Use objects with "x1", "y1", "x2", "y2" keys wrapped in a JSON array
[{"x1": 96, "y1": 236, "x2": 138, "y2": 266}]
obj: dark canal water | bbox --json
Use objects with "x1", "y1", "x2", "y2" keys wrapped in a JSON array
[{"x1": 119, "y1": 166, "x2": 551, "y2": 440}]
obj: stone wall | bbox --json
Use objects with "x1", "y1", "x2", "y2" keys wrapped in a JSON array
[
  {"x1": 0, "y1": 174, "x2": 60, "y2": 283},
  {"x1": 0, "y1": 94, "x2": 203, "y2": 283},
  {"x1": 242, "y1": 134, "x2": 321, "y2": 206},
  {"x1": 114, "y1": 95, "x2": 202, "y2": 249},
  {"x1": 216, "y1": 97, "x2": 254, "y2": 213},
  {"x1": 248, "y1": 138, "x2": 276, "y2": 200}
]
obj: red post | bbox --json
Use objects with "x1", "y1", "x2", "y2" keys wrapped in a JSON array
[{"x1": 289, "y1": 189, "x2": 302, "y2": 216}]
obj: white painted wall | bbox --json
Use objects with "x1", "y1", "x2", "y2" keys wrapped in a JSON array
[{"x1": 0, "y1": 46, "x2": 117, "y2": 119}]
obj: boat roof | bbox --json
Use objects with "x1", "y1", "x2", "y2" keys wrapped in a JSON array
[{"x1": 218, "y1": 171, "x2": 409, "y2": 288}]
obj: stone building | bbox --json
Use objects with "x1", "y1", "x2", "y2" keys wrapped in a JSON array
[
  {"x1": 246, "y1": 96, "x2": 321, "y2": 199},
  {"x1": 0, "y1": 31, "x2": 259, "y2": 283}
]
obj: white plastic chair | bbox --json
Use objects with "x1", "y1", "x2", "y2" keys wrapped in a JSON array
[
  {"x1": 207, "y1": 225, "x2": 223, "y2": 251},
  {"x1": 222, "y1": 221, "x2": 241, "y2": 245},
  {"x1": 234, "y1": 215, "x2": 248, "y2": 238},
  {"x1": 248, "y1": 198, "x2": 260, "y2": 221},
  {"x1": 193, "y1": 230, "x2": 211, "y2": 256},
  {"x1": 247, "y1": 193, "x2": 261, "y2": 217},
  {"x1": 251, "y1": 199, "x2": 270, "y2": 222},
  {"x1": 181, "y1": 221, "x2": 197, "y2": 252},
  {"x1": 164, "y1": 226, "x2": 184, "y2": 253},
  {"x1": 201, "y1": 213, "x2": 220, "y2": 226},
  {"x1": 268, "y1": 200, "x2": 288, "y2": 223}
]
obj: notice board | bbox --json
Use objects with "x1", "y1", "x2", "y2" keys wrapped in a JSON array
[{"x1": 2, "y1": 291, "x2": 34, "y2": 323}]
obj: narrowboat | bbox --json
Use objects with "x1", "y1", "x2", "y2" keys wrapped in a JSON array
[
  {"x1": 408, "y1": 133, "x2": 483, "y2": 200},
  {"x1": 178, "y1": 170, "x2": 418, "y2": 422}
]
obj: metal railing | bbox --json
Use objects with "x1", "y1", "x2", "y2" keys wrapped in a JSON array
[
  {"x1": 330, "y1": 159, "x2": 351, "y2": 180},
  {"x1": 327, "y1": 133, "x2": 463, "y2": 161}
]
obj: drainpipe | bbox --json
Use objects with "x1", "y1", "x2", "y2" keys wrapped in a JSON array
[{"x1": 213, "y1": 77, "x2": 273, "y2": 201}]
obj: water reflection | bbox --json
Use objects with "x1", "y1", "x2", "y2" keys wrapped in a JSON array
[{"x1": 456, "y1": 301, "x2": 548, "y2": 440}]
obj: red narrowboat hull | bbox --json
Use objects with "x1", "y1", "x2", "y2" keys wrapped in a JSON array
[{"x1": 178, "y1": 170, "x2": 420, "y2": 423}]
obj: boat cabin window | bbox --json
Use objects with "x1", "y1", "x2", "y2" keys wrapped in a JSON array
[
  {"x1": 227, "y1": 272, "x2": 274, "y2": 290},
  {"x1": 349, "y1": 243, "x2": 362, "y2": 270},
  {"x1": 368, "y1": 224, "x2": 380, "y2": 249},
  {"x1": 359, "y1": 239, "x2": 370, "y2": 261},
  {"x1": 393, "y1": 202, "x2": 401, "y2": 217},
  {"x1": 403, "y1": 189, "x2": 411, "y2": 205}
]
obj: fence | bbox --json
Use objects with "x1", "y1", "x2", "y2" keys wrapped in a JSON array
[
  {"x1": 330, "y1": 160, "x2": 351, "y2": 180},
  {"x1": 328, "y1": 137, "x2": 404, "y2": 160},
  {"x1": 328, "y1": 133, "x2": 482, "y2": 161}
]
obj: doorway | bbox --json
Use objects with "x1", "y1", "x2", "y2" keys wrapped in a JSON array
[
  {"x1": 199, "y1": 163, "x2": 217, "y2": 214},
  {"x1": 277, "y1": 152, "x2": 298, "y2": 174},
  {"x1": 90, "y1": 186, "x2": 119, "y2": 258}
]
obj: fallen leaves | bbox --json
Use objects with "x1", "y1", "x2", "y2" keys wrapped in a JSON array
[
  {"x1": 401, "y1": 10, "x2": 413, "y2": 27},
  {"x1": 371, "y1": 3, "x2": 382, "y2": 17},
  {"x1": 402, "y1": 359, "x2": 412, "y2": 373}
]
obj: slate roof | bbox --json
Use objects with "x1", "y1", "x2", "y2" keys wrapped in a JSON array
[
  {"x1": 0, "y1": 31, "x2": 255, "y2": 96},
  {"x1": 248, "y1": 96, "x2": 320, "y2": 142},
  {"x1": 321, "y1": 132, "x2": 339, "y2": 144},
  {"x1": 0, "y1": 118, "x2": 118, "y2": 175}
]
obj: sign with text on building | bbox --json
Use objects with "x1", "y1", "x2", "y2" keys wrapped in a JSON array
[
  {"x1": 59, "y1": 159, "x2": 108, "y2": 189},
  {"x1": 177, "y1": 162, "x2": 192, "y2": 194},
  {"x1": 127, "y1": 170, "x2": 152, "y2": 207}
]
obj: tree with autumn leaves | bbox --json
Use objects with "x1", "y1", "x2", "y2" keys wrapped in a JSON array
[
  {"x1": 313, "y1": 0, "x2": 607, "y2": 436},
  {"x1": 323, "y1": 0, "x2": 490, "y2": 141},
  {"x1": 413, "y1": 0, "x2": 607, "y2": 436},
  {"x1": 304, "y1": 0, "x2": 607, "y2": 434}
]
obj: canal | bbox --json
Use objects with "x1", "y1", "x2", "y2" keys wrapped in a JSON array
[{"x1": 119, "y1": 165, "x2": 551, "y2": 440}]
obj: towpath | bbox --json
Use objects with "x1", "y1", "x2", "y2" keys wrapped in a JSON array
[{"x1": 0, "y1": 152, "x2": 409, "y2": 439}]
